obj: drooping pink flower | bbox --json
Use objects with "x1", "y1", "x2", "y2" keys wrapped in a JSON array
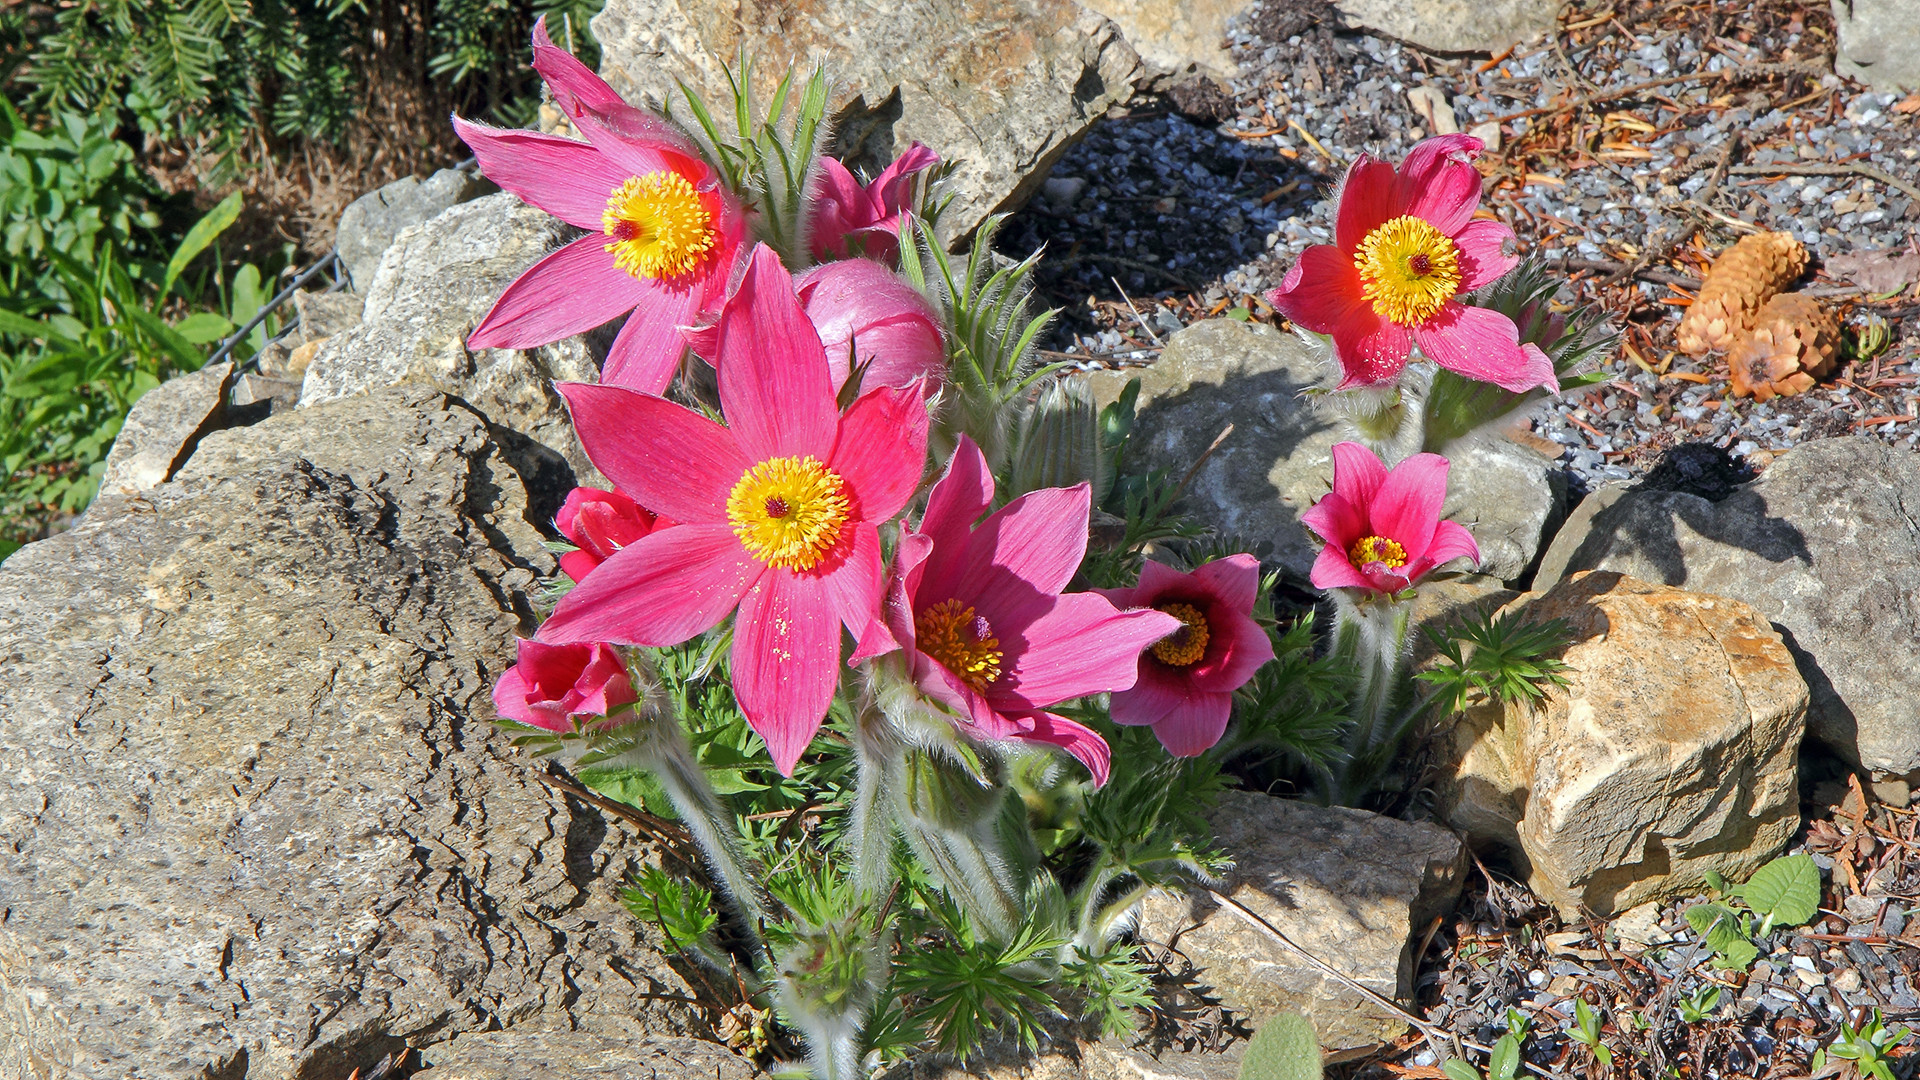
[
  {"x1": 1301, "y1": 442, "x2": 1480, "y2": 597},
  {"x1": 1096, "y1": 556, "x2": 1275, "y2": 757},
  {"x1": 852, "y1": 437, "x2": 1181, "y2": 786},
  {"x1": 1265, "y1": 134, "x2": 1556, "y2": 395},
  {"x1": 810, "y1": 143, "x2": 940, "y2": 263},
  {"x1": 556, "y1": 487, "x2": 673, "y2": 583},
  {"x1": 535, "y1": 244, "x2": 929, "y2": 775},
  {"x1": 452, "y1": 18, "x2": 747, "y2": 394},
  {"x1": 493, "y1": 639, "x2": 637, "y2": 732},
  {"x1": 796, "y1": 258, "x2": 946, "y2": 393}
]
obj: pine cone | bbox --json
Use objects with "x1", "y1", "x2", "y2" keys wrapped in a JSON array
[
  {"x1": 1727, "y1": 292, "x2": 1842, "y2": 402},
  {"x1": 1676, "y1": 232, "x2": 1809, "y2": 355}
]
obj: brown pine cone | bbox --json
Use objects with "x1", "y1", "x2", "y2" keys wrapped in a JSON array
[
  {"x1": 1727, "y1": 292, "x2": 1842, "y2": 402},
  {"x1": 1676, "y1": 231, "x2": 1809, "y2": 355}
]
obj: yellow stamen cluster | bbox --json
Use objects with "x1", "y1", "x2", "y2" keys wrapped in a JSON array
[
  {"x1": 1353, "y1": 215, "x2": 1463, "y2": 326},
  {"x1": 915, "y1": 599, "x2": 1003, "y2": 692},
  {"x1": 1348, "y1": 535, "x2": 1409, "y2": 570},
  {"x1": 727, "y1": 456, "x2": 850, "y2": 571},
  {"x1": 1149, "y1": 602, "x2": 1211, "y2": 667},
  {"x1": 602, "y1": 171, "x2": 717, "y2": 281}
]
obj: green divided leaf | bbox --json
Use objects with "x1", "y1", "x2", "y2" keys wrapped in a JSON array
[
  {"x1": 1238, "y1": 1011, "x2": 1322, "y2": 1080},
  {"x1": 1739, "y1": 854, "x2": 1821, "y2": 931}
]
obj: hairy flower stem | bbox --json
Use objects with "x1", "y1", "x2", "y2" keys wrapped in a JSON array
[
  {"x1": 847, "y1": 694, "x2": 902, "y2": 900},
  {"x1": 1327, "y1": 594, "x2": 1414, "y2": 805},
  {"x1": 1334, "y1": 384, "x2": 1417, "y2": 462}
]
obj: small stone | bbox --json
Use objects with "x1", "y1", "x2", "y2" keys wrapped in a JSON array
[
  {"x1": 1835, "y1": 969, "x2": 1865, "y2": 993},
  {"x1": 1407, "y1": 84, "x2": 1458, "y2": 136},
  {"x1": 1469, "y1": 120, "x2": 1502, "y2": 152},
  {"x1": 1528, "y1": 969, "x2": 1550, "y2": 988},
  {"x1": 1041, "y1": 175, "x2": 1088, "y2": 208}
]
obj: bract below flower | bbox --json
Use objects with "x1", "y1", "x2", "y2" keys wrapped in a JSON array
[
  {"x1": 453, "y1": 18, "x2": 747, "y2": 394},
  {"x1": 493, "y1": 639, "x2": 637, "y2": 732},
  {"x1": 535, "y1": 244, "x2": 930, "y2": 775},
  {"x1": 1097, "y1": 556, "x2": 1275, "y2": 757},
  {"x1": 810, "y1": 143, "x2": 939, "y2": 263},
  {"x1": 556, "y1": 487, "x2": 672, "y2": 583},
  {"x1": 853, "y1": 436, "x2": 1181, "y2": 786},
  {"x1": 1301, "y1": 442, "x2": 1480, "y2": 597},
  {"x1": 1265, "y1": 134, "x2": 1556, "y2": 395}
]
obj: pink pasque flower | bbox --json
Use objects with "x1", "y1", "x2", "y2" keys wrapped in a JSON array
[
  {"x1": 1265, "y1": 134, "x2": 1556, "y2": 395},
  {"x1": 556, "y1": 487, "x2": 673, "y2": 583},
  {"x1": 1096, "y1": 556, "x2": 1275, "y2": 757},
  {"x1": 796, "y1": 258, "x2": 946, "y2": 393},
  {"x1": 853, "y1": 436, "x2": 1181, "y2": 786},
  {"x1": 810, "y1": 143, "x2": 940, "y2": 263},
  {"x1": 493, "y1": 639, "x2": 637, "y2": 732},
  {"x1": 452, "y1": 18, "x2": 747, "y2": 394},
  {"x1": 535, "y1": 244, "x2": 929, "y2": 775},
  {"x1": 1301, "y1": 442, "x2": 1480, "y2": 597}
]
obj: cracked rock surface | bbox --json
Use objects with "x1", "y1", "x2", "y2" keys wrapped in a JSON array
[{"x1": 0, "y1": 388, "x2": 700, "y2": 1080}]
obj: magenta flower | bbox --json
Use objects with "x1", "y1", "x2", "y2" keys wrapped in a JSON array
[
  {"x1": 796, "y1": 258, "x2": 946, "y2": 393},
  {"x1": 810, "y1": 143, "x2": 940, "y2": 263},
  {"x1": 493, "y1": 639, "x2": 638, "y2": 733},
  {"x1": 1096, "y1": 556, "x2": 1275, "y2": 757},
  {"x1": 535, "y1": 244, "x2": 929, "y2": 775},
  {"x1": 1265, "y1": 134, "x2": 1555, "y2": 394},
  {"x1": 556, "y1": 486, "x2": 673, "y2": 583},
  {"x1": 853, "y1": 437, "x2": 1181, "y2": 786},
  {"x1": 1301, "y1": 442, "x2": 1480, "y2": 597},
  {"x1": 452, "y1": 18, "x2": 747, "y2": 394}
]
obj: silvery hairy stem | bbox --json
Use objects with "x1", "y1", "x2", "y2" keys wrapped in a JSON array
[
  {"x1": 846, "y1": 690, "x2": 902, "y2": 901},
  {"x1": 1326, "y1": 591, "x2": 1414, "y2": 805}
]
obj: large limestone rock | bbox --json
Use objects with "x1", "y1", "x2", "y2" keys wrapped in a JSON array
[
  {"x1": 0, "y1": 389, "x2": 702, "y2": 1079},
  {"x1": 97, "y1": 360, "x2": 233, "y2": 497},
  {"x1": 1136, "y1": 791, "x2": 1467, "y2": 1061},
  {"x1": 1332, "y1": 0, "x2": 1562, "y2": 54},
  {"x1": 1536, "y1": 437, "x2": 1920, "y2": 779},
  {"x1": 1832, "y1": 0, "x2": 1920, "y2": 93},
  {"x1": 1080, "y1": 319, "x2": 1563, "y2": 585},
  {"x1": 1078, "y1": 0, "x2": 1241, "y2": 83},
  {"x1": 300, "y1": 193, "x2": 603, "y2": 487},
  {"x1": 591, "y1": 0, "x2": 1140, "y2": 244},
  {"x1": 417, "y1": 1031, "x2": 753, "y2": 1079},
  {"x1": 335, "y1": 167, "x2": 493, "y2": 292},
  {"x1": 1436, "y1": 572, "x2": 1806, "y2": 917}
]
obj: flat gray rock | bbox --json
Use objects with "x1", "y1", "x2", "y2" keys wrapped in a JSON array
[
  {"x1": 1832, "y1": 0, "x2": 1920, "y2": 93},
  {"x1": 1081, "y1": 319, "x2": 1562, "y2": 585},
  {"x1": 1536, "y1": 436, "x2": 1920, "y2": 778},
  {"x1": 592, "y1": 0, "x2": 1139, "y2": 244},
  {"x1": 416, "y1": 1031, "x2": 751, "y2": 1079},
  {"x1": 97, "y1": 360, "x2": 232, "y2": 498},
  {"x1": 0, "y1": 389, "x2": 696, "y2": 1079},
  {"x1": 1333, "y1": 0, "x2": 1562, "y2": 54},
  {"x1": 300, "y1": 193, "x2": 603, "y2": 489},
  {"x1": 335, "y1": 167, "x2": 493, "y2": 293}
]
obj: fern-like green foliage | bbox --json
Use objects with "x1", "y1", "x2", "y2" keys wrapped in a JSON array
[{"x1": 1416, "y1": 607, "x2": 1572, "y2": 719}]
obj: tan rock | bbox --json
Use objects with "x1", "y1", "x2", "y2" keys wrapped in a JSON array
[
  {"x1": 1136, "y1": 790, "x2": 1467, "y2": 1061},
  {"x1": 1436, "y1": 571, "x2": 1806, "y2": 917},
  {"x1": 287, "y1": 335, "x2": 327, "y2": 378},
  {"x1": 97, "y1": 361, "x2": 233, "y2": 497},
  {"x1": 1079, "y1": 0, "x2": 1240, "y2": 83}
]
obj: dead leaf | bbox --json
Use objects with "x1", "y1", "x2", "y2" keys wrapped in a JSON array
[
  {"x1": 1824, "y1": 248, "x2": 1920, "y2": 295},
  {"x1": 1894, "y1": 93, "x2": 1920, "y2": 115}
]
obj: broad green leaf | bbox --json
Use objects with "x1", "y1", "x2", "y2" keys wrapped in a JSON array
[
  {"x1": 162, "y1": 190, "x2": 243, "y2": 299},
  {"x1": 1488, "y1": 1033, "x2": 1521, "y2": 1080},
  {"x1": 122, "y1": 302, "x2": 204, "y2": 370},
  {"x1": 0, "y1": 306, "x2": 71, "y2": 345},
  {"x1": 0, "y1": 539, "x2": 20, "y2": 565},
  {"x1": 1237, "y1": 1011, "x2": 1322, "y2": 1080},
  {"x1": 172, "y1": 311, "x2": 234, "y2": 344},
  {"x1": 577, "y1": 765, "x2": 677, "y2": 820},
  {"x1": 1441, "y1": 1062, "x2": 1483, "y2": 1080},
  {"x1": 1738, "y1": 854, "x2": 1821, "y2": 929}
]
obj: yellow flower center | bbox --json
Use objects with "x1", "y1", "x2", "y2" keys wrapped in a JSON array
[
  {"x1": 602, "y1": 172, "x2": 717, "y2": 281},
  {"x1": 1353, "y1": 215, "x2": 1463, "y2": 326},
  {"x1": 1149, "y1": 601, "x2": 1211, "y2": 667},
  {"x1": 915, "y1": 598, "x2": 1003, "y2": 693},
  {"x1": 1348, "y1": 535, "x2": 1408, "y2": 570},
  {"x1": 726, "y1": 456, "x2": 850, "y2": 571}
]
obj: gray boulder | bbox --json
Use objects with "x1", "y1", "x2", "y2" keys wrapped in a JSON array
[
  {"x1": 1333, "y1": 0, "x2": 1562, "y2": 54},
  {"x1": 335, "y1": 168, "x2": 494, "y2": 293},
  {"x1": 0, "y1": 388, "x2": 701, "y2": 1079},
  {"x1": 1080, "y1": 319, "x2": 1563, "y2": 585},
  {"x1": 1536, "y1": 437, "x2": 1920, "y2": 778},
  {"x1": 96, "y1": 360, "x2": 233, "y2": 498},
  {"x1": 300, "y1": 193, "x2": 604, "y2": 488},
  {"x1": 591, "y1": 0, "x2": 1139, "y2": 245},
  {"x1": 1832, "y1": 0, "x2": 1920, "y2": 93},
  {"x1": 416, "y1": 1031, "x2": 753, "y2": 1079}
]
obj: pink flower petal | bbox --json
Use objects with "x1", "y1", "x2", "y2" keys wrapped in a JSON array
[
  {"x1": 715, "y1": 245, "x2": 839, "y2": 460},
  {"x1": 1111, "y1": 668, "x2": 1234, "y2": 758},
  {"x1": 1368, "y1": 452, "x2": 1450, "y2": 557},
  {"x1": 733, "y1": 569, "x2": 842, "y2": 775},
  {"x1": 452, "y1": 117, "x2": 631, "y2": 231},
  {"x1": 916, "y1": 437, "x2": 995, "y2": 597},
  {"x1": 539, "y1": 524, "x2": 759, "y2": 646},
  {"x1": 600, "y1": 277, "x2": 701, "y2": 393},
  {"x1": 1329, "y1": 442, "x2": 1391, "y2": 515},
  {"x1": 989, "y1": 594, "x2": 1180, "y2": 711},
  {"x1": 1451, "y1": 219, "x2": 1521, "y2": 292},
  {"x1": 871, "y1": 142, "x2": 940, "y2": 209},
  {"x1": 556, "y1": 382, "x2": 747, "y2": 524},
  {"x1": 944, "y1": 483, "x2": 1093, "y2": 619},
  {"x1": 1187, "y1": 553, "x2": 1263, "y2": 614},
  {"x1": 530, "y1": 16, "x2": 630, "y2": 117},
  {"x1": 831, "y1": 384, "x2": 930, "y2": 523},
  {"x1": 824, "y1": 521, "x2": 886, "y2": 640},
  {"x1": 1300, "y1": 490, "x2": 1366, "y2": 551},
  {"x1": 1188, "y1": 593, "x2": 1276, "y2": 692},
  {"x1": 1397, "y1": 134, "x2": 1485, "y2": 235},
  {"x1": 569, "y1": 117, "x2": 684, "y2": 188},
  {"x1": 1335, "y1": 157, "x2": 1401, "y2": 252},
  {"x1": 1413, "y1": 304, "x2": 1559, "y2": 394},
  {"x1": 1012, "y1": 711, "x2": 1113, "y2": 786},
  {"x1": 1330, "y1": 306, "x2": 1415, "y2": 388},
  {"x1": 1423, "y1": 519, "x2": 1482, "y2": 570},
  {"x1": 468, "y1": 235, "x2": 644, "y2": 349},
  {"x1": 1266, "y1": 245, "x2": 1369, "y2": 333},
  {"x1": 1309, "y1": 542, "x2": 1374, "y2": 592}
]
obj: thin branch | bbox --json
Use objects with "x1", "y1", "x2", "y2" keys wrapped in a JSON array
[
  {"x1": 1491, "y1": 59, "x2": 1829, "y2": 126},
  {"x1": 1728, "y1": 161, "x2": 1920, "y2": 204}
]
